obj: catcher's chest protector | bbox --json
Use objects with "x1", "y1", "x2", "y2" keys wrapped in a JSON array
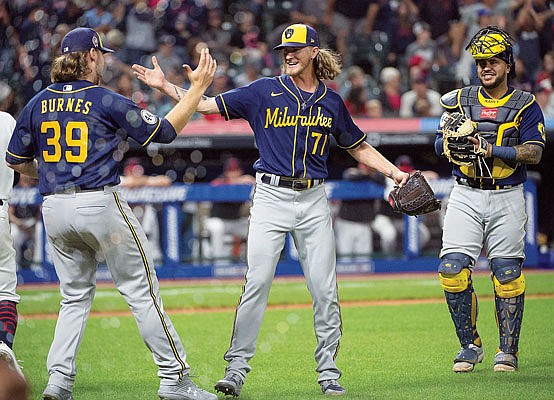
[
  {"x1": 459, "y1": 86, "x2": 533, "y2": 149},
  {"x1": 452, "y1": 87, "x2": 533, "y2": 179}
]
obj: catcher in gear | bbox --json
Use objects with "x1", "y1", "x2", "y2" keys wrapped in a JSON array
[{"x1": 435, "y1": 25, "x2": 545, "y2": 373}]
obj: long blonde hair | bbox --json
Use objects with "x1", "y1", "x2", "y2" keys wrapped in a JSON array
[
  {"x1": 280, "y1": 48, "x2": 342, "y2": 80},
  {"x1": 314, "y1": 49, "x2": 342, "y2": 81},
  {"x1": 50, "y1": 51, "x2": 92, "y2": 83}
]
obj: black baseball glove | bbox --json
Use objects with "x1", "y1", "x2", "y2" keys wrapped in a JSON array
[{"x1": 388, "y1": 171, "x2": 441, "y2": 216}]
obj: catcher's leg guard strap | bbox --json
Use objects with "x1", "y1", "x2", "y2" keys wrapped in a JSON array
[
  {"x1": 495, "y1": 293, "x2": 524, "y2": 354},
  {"x1": 439, "y1": 253, "x2": 473, "y2": 293},
  {"x1": 491, "y1": 258, "x2": 525, "y2": 298}
]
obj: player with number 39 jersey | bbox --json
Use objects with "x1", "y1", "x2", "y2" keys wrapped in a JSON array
[
  {"x1": 6, "y1": 27, "x2": 217, "y2": 400},
  {"x1": 6, "y1": 80, "x2": 176, "y2": 195}
]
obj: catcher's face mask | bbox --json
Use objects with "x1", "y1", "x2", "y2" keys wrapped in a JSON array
[{"x1": 466, "y1": 25, "x2": 514, "y2": 78}]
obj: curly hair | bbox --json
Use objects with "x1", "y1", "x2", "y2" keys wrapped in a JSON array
[
  {"x1": 50, "y1": 51, "x2": 92, "y2": 83},
  {"x1": 314, "y1": 49, "x2": 342, "y2": 81}
]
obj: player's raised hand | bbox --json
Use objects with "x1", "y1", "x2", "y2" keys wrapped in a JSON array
[
  {"x1": 183, "y1": 48, "x2": 216, "y2": 92},
  {"x1": 132, "y1": 56, "x2": 166, "y2": 90}
]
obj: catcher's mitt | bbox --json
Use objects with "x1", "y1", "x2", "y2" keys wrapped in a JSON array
[
  {"x1": 441, "y1": 112, "x2": 488, "y2": 166},
  {"x1": 388, "y1": 171, "x2": 441, "y2": 216}
]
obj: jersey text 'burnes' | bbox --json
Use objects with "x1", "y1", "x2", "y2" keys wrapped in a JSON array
[{"x1": 41, "y1": 98, "x2": 92, "y2": 115}]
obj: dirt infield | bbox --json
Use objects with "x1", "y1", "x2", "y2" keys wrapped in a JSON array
[{"x1": 21, "y1": 293, "x2": 554, "y2": 320}]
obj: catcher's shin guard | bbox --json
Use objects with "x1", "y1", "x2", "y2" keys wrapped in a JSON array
[
  {"x1": 439, "y1": 253, "x2": 481, "y2": 347},
  {"x1": 495, "y1": 294, "x2": 524, "y2": 354},
  {"x1": 491, "y1": 258, "x2": 525, "y2": 354}
]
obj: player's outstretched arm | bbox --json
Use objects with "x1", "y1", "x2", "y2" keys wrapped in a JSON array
[
  {"x1": 132, "y1": 56, "x2": 169, "y2": 94},
  {"x1": 165, "y1": 48, "x2": 217, "y2": 132},
  {"x1": 347, "y1": 142, "x2": 409, "y2": 186},
  {"x1": 132, "y1": 55, "x2": 219, "y2": 114}
]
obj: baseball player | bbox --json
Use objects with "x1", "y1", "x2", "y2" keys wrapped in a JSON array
[
  {"x1": 0, "y1": 110, "x2": 26, "y2": 385},
  {"x1": 5, "y1": 27, "x2": 217, "y2": 400},
  {"x1": 133, "y1": 23, "x2": 409, "y2": 396},
  {"x1": 435, "y1": 26, "x2": 545, "y2": 373}
]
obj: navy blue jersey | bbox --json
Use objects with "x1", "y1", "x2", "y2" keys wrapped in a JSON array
[
  {"x1": 215, "y1": 75, "x2": 366, "y2": 179},
  {"x1": 6, "y1": 80, "x2": 176, "y2": 195}
]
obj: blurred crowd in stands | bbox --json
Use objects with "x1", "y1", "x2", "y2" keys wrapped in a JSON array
[
  {"x1": 1, "y1": 0, "x2": 553, "y2": 262},
  {"x1": 1, "y1": 0, "x2": 553, "y2": 119}
]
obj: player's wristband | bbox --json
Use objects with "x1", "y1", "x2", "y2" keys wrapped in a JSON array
[{"x1": 491, "y1": 145, "x2": 517, "y2": 161}]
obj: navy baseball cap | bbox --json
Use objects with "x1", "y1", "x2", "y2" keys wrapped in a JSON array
[
  {"x1": 61, "y1": 27, "x2": 114, "y2": 55},
  {"x1": 273, "y1": 24, "x2": 319, "y2": 50}
]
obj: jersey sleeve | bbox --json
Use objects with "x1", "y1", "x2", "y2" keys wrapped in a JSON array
[
  {"x1": 518, "y1": 100, "x2": 546, "y2": 148},
  {"x1": 106, "y1": 91, "x2": 175, "y2": 146},
  {"x1": 332, "y1": 97, "x2": 367, "y2": 149},
  {"x1": 215, "y1": 80, "x2": 264, "y2": 121}
]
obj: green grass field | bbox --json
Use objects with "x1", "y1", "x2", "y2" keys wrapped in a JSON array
[{"x1": 15, "y1": 271, "x2": 554, "y2": 400}]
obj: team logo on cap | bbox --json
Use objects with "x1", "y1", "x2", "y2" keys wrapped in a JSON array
[
  {"x1": 141, "y1": 109, "x2": 158, "y2": 125},
  {"x1": 285, "y1": 28, "x2": 294, "y2": 39},
  {"x1": 92, "y1": 35, "x2": 99, "y2": 48}
]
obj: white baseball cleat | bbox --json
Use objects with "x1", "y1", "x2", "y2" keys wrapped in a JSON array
[{"x1": 158, "y1": 376, "x2": 217, "y2": 400}]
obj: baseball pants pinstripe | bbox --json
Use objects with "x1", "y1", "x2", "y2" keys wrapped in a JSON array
[{"x1": 41, "y1": 186, "x2": 189, "y2": 391}]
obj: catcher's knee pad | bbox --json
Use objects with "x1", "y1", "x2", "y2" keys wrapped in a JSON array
[
  {"x1": 438, "y1": 253, "x2": 473, "y2": 293},
  {"x1": 490, "y1": 258, "x2": 525, "y2": 298}
]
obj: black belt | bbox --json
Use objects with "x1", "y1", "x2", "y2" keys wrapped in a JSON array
[
  {"x1": 44, "y1": 184, "x2": 115, "y2": 196},
  {"x1": 260, "y1": 174, "x2": 324, "y2": 191},
  {"x1": 456, "y1": 177, "x2": 516, "y2": 191}
]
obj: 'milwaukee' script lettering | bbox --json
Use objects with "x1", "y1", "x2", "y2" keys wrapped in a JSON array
[{"x1": 264, "y1": 107, "x2": 333, "y2": 129}]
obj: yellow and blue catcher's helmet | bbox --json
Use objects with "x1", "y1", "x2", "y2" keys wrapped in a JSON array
[{"x1": 465, "y1": 26, "x2": 514, "y2": 69}]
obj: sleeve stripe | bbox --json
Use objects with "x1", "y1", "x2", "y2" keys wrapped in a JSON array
[
  {"x1": 219, "y1": 94, "x2": 231, "y2": 120},
  {"x1": 521, "y1": 140, "x2": 545, "y2": 147},
  {"x1": 140, "y1": 118, "x2": 162, "y2": 146},
  {"x1": 337, "y1": 133, "x2": 367, "y2": 149},
  {"x1": 6, "y1": 150, "x2": 34, "y2": 160}
]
